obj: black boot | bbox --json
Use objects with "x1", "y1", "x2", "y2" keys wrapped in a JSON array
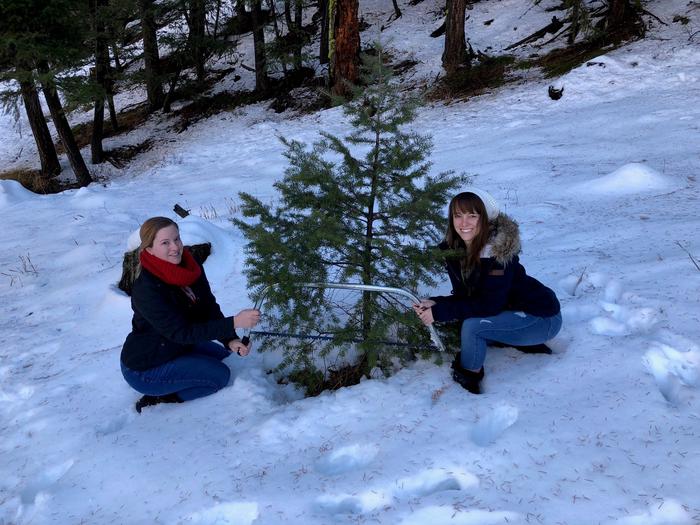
[
  {"x1": 514, "y1": 343, "x2": 552, "y2": 354},
  {"x1": 451, "y1": 352, "x2": 484, "y2": 394},
  {"x1": 135, "y1": 393, "x2": 183, "y2": 413},
  {"x1": 489, "y1": 341, "x2": 552, "y2": 354}
]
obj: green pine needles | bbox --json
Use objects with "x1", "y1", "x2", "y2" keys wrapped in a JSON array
[{"x1": 235, "y1": 49, "x2": 463, "y2": 394}]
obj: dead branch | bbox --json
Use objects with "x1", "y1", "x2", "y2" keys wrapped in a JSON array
[
  {"x1": 174, "y1": 203, "x2": 190, "y2": 218},
  {"x1": 572, "y1": 266, "x2": 587, "y2": 296},
  {"x1": 675, "y1": 241, "x2": 700, "y2": 272},
  {"x1": 505, "y1": 16, "x2": 565, "y2": 50},
  {"x1": 641, "y1": 8, "x2": 667, "y2": 26},
  {"x1": 430, "y1": 22, "x2": 445, "y2": 38}
]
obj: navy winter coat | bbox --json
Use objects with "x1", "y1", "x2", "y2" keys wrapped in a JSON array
[
  {"x1": 431, "y1": 214, "x2": 560, "y2": 323},
  {"x1": 121, "y1": 264, "x2": 238, "y2": 371}
]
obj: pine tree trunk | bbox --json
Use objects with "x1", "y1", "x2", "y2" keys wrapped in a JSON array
[
  {"x1": 111, "y1": 43, "x2": 122, "y2": 72},
  {"x1": 91, "y1": 90, "x2": 106, "y2": 164},
  {"x1": 106, "y1": 77, "x2": 119, "y2": 131},
  {"x1": 607, "y1": 0, "x2": 627, "y2": 30},
  {"x1": 442, "y1": 0, "x2": 468, "y2": 73},
  {"x1": 19, "y1": 74, "x2": 61, "y2": 178},
  {"x1": 331, "y1": 0, "x2": 360, "y2": 96},
  {"x1": 284, "y1": 0, "x2": 293, "y2": 29},
  {"x1": 359, "y1": 125, "x2": 382, "y2": 366},
  {"x1": 235, "y1": 0, "x2": 246, "y2": 20},
  {"x1": 139, "y1": 0, "x2": 164, "y2": 112},
  {"x1": 568, "y1": 0, "x2": 581, "y2": 45},
  {"x1": 319, "y1": 0, "x2": 329, "y2": 65},
  {"x1": 90, "y1": 0, "x2": 110, "y2": 164},
  {"x1": 251, "y1": 0, "x2": 269, "y2": 92},
  {"x1": 188, "y1": 0, "x2": 206, "y2": 84},
  {"x1": 293, "y1": 0, "x2": 303, "y2": 70},
  {"x1": 213, "y1": 0, "x2": 222, "y2": 38},
  {"x1": 266, "y1": 0, "x2": 287, "y2": 75},
  {"x1": 108, "y1": 24, "x2": 122, "y2": 72},
  {"x1": 604, "y1": 0, "x2": 643, "y2": 40},
  {"x1": 37, "y1": 61, "x2": 93, "y2": 187}
]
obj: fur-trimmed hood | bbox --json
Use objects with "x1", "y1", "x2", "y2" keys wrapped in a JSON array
[
  {"x1": 438, "y1": 213, "x2": 521, "y2": 265},
  {"x1": 484, "y1": 213, "x2": 521, "y2": 265}
]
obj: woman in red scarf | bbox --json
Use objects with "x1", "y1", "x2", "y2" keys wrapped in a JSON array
[{"x1": 120, "y1": 217, "x2": 261, "y2": 412}]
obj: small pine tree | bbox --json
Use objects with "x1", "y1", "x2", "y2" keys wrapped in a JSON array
[{"x1": 235, "y1": 48, "x2": 463, "y2": 391}]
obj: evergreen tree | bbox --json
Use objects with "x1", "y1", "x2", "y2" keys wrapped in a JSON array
[
  {"x1": 0, "y1": 0, "x2": 93, "y2": 186},
  {"x1": 235, "y1": 50, "x2": 463, "y2": 391}
]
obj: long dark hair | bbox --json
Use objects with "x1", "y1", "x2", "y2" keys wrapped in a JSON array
[{"x1": 445, "y1": 192, "x2": 491, "y2": 273}]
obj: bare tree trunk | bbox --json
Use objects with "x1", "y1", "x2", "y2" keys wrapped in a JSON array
[
  {"x1": 331, "y1": 0, "x2": 360, "y2": 96},
  {"x1": 19, "y1": 72, "x2": 61, "y2": 178},
  {"x1": 37, "y1": 61, "x2": 93, "y2": 187},
  {"x1": 442, "y1": 0, "x2": 468, "y2": 73},
  {"x1": 251, "y1": 0, "x2": 270, "y2": 92},
  {"x1": 138, "y1": 0, "x2": 164, "y2": 112}
]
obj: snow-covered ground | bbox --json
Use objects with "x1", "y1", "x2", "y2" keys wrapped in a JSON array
[{"x1": 1, "y1": 0, "x2": 699, "y2": 524}]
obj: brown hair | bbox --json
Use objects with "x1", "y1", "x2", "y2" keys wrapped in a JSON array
[
  {"x1": 445, "y1": 192, "x2": 491, "y2": 272},
  {"x1": 139, "y1": 217, "x2": 178, "y2": 253}
]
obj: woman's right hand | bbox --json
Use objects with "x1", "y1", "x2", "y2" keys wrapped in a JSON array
[
  {"x1": 412, "y1": 299, "x2": 436, "y2": 326},
  {"x1": 233, "y1": 308, "x2": 261, "y2": 329}
]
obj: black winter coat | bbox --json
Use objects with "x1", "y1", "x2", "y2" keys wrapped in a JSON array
[
  {"x1": 120, "y1": 264, "x2": 238, "y2": 371},
  {"x1": 431, "y1": 214, "x2": 560, "y2": 323}
]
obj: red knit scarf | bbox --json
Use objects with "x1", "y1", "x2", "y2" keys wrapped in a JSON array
[{"x1": 139, "y1": 248, "x2": 202, "y2": 287}]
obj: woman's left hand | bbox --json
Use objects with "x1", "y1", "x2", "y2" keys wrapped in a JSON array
[{"x1": 228, "y1": 339, "x2": 251, "y2": 357}]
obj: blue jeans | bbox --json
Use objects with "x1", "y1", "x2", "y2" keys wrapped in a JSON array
[
  {"x1": 121, "y1": 341, "x2": 231, "y2": 401},
  {"x1": 460, "y1": 311, "x2": 562, "y2": 371}
]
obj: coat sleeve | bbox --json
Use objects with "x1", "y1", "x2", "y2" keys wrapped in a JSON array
[
  {"x1": 132, "y1": 274, "x2": 237, "y2": 345},
  {"x1": 197, "y1": 267, "x2": 240, "y2": 344},
  {"x1": 431, "y1": 259, "x2": 516, "y2": 322}
]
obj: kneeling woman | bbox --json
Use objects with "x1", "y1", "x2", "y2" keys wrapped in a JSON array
[
  {"x1": 121, "y1": 217, "x2": 261, "y2": 412},
  {"x1": 413, "y1": 190, "x2": 562, "y2": 394}
]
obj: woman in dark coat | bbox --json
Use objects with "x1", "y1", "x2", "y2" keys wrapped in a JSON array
[
  {"x1": 121, "y1": 217, "x2": 260, "y2": 412},
  {"x1": 413, "y1": 190, "x2": 562, "y2": 394}
]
